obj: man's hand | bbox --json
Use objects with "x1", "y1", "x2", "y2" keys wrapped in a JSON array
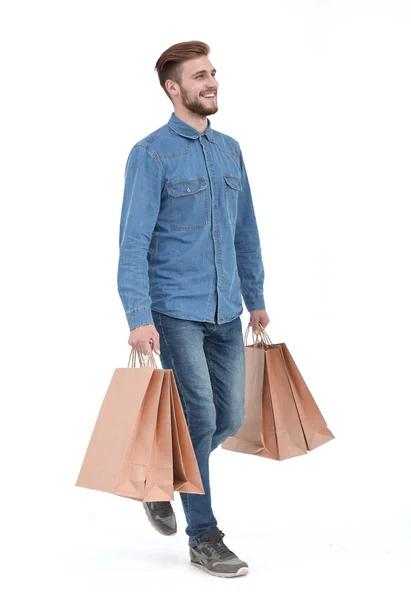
[
  {"x1": 128, "y1": 324, "x2": 161, "y2": 355},
  {"x1": 249, "y1": 309, "x2": 270, "y2": 335}
]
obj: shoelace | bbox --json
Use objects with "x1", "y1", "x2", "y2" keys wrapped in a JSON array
[
  {"x1": 148, "y1": 501, "x2": 173, "y2": 518},
  {"x1": 204, "y1": 531, "x2": 236, "y2": 560}
]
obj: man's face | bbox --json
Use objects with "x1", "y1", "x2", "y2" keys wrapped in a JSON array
[{"x1": 172, "y1": 56, "x2": 219, "y2": 116}]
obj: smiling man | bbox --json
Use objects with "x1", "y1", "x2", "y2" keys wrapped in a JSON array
[{"x1": 117, "y1": 41, "x2": 269, "y2": 578}]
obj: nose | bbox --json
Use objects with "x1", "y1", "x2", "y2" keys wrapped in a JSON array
[{"x1": 207, "y1": 75, "x2": 218, "y2": 92}]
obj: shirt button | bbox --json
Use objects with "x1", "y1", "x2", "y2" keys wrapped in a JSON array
[{"x1": 186, "y1": 187, "x2": 191, "y2": 192}]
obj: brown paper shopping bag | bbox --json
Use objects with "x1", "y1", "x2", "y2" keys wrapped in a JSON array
[
  {"x1": 220, "y1": 334, "x2": 267, "y2": 456},
  {"x1": 76, "y1": 346, "x2": 204, "y2": 500},
  {"x1": 169, "y1": 373, "x2": 205, "y2": 494},
  {"x1": 143, "y1": 370, "x2": 204, "y2": 501},
  {"x1": 222, "y1": 324, "x2": 334, "y2": 460},
  {"x1": 279, "y1": 343, "x2": 335, "y2": 450},
  {"x1": 140, "y1": 369, "x2": 174, "y2": 502}
]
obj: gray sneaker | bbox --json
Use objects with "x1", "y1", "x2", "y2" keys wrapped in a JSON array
[
  {"x1": 142, "y1": 501, "x2": 177, "y2": 536},
  {"x1": 189, "y1": 527, "x2": 249, "y2": 578}
]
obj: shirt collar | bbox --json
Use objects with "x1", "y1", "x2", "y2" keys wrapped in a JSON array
[{"x1": 167, "y1": 112, "x2": 215, "y2": 143}]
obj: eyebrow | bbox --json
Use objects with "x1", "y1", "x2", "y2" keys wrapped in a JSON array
[{"x1": 191, "y1": 68, "x2": 217, "y2": 77}]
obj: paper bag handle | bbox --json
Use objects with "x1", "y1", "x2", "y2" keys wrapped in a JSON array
[
  {"x1": 127, "y1": 344, "x2": 158, "y2": 369},
  {"x1": 243, "y1": 322, "x2": 273, "y2": 347}
]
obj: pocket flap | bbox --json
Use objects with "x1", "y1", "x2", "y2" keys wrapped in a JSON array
[
  {"x1": 166, "y1": 178, "x2": 208, "y2": 197},
  {"x1": 223, "y1": 175, "x2": 242, "y2": 191}
]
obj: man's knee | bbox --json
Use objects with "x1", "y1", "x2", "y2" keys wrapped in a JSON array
[
  {"x1": 219, "y1": 412, "x2": 244, "y2": 440},
  {"x1": 187, "y1": 415, "x2": 217, "y2": 446}
]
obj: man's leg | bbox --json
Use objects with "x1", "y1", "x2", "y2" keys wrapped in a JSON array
[
  {"x1": 189, "y1": 316, "x2": 250, "y2": 578},
  {"x1": 204, "y1": 316, "x2": 246, "y2": 453},
  {"x1": 151, "y1": 310, "x2": 218, "y2": 547}
]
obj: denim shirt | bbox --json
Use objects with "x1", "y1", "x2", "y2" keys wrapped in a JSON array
[{"x1": 117, "y1": 112, "x2": 266, "y2": 331}]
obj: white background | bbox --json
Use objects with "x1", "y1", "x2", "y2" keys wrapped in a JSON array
[{"x1": 1, "y1": 0, "x2": 410, "y2": 597}]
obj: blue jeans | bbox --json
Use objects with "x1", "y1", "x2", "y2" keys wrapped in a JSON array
[{"x1": 151, "y1": 309, "x2": 246, "y2": 547}]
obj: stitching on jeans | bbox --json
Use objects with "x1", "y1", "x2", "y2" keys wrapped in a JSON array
[
  {"x1": 204, "y1": 341, "x2": 221, "y2": 454},
  {"x1": 156, "y1": 311, "x2": 193, "y2": 529},
  {"x1": 156, "y1": 313, "x2": 193, "y2": 430},
  {"x1": 204, "y1": 319, "x2": 243, "y2": 451},
  {"x1": 203, "y1": 340, "x2": 218, "y2": 413},
  {"x1": 204, "y1": 340, "x2": 221, "y2": 460}
]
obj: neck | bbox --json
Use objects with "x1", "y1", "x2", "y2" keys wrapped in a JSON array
[{"x1": 173, "y1": 107, "x2": 208, "y2": 134}]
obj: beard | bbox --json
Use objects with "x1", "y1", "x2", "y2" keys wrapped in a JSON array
[{"x1": 179, "y1": 85, "x2": 218, "y2": 116}]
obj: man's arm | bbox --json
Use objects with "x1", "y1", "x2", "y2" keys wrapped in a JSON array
[
  {"x1": 234, "y1": 148, "x2": 266, "y2": 312},
  {"x1": 117, "y1": 143, "x2": 163, "y2": 330}
]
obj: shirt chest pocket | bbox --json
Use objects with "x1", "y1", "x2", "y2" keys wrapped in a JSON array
[
  {"x1": 166, "y1": 178, "x2": 209, "y2": 230},
  {"x1": 223, "y1": 174, "x2": 242, "y2": 225}
]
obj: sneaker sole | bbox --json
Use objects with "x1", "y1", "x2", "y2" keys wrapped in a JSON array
[
  {"x1": 142, "y1": 502, "x2": 177, "y2": 536},
  {"x1": 190, "y1": 561, "x2": 249, "y2": 578}
]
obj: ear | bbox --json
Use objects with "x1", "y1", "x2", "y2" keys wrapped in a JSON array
[{"x1": 165, "y1": 79, "x2": 179, "y2": 97}]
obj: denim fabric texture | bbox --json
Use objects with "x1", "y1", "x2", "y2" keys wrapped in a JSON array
[
  {"x1": 117, "y1": 112, "x2": 266, "y2": 330},
  {"x1": 151, "y1": 309, "x2": 246, "y2": 546}
]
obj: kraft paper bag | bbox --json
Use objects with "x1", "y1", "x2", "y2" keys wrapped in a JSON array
[
  {"x1": 220, "y1": 333, "x2": 267, "y2": 456},
  {"x1": 169, "y1": 373, "x2": 205, "y2": 495},
  {"x1": 75, "y1": 346, "x2": 204, "y2": 500},
  {"x1": 143, "y1": 370, "x2": 205, "y2": 501},
  {"x1": 222, "y1": 324, "x2": 334, "y2": 461},
  {"x1": 279, "y1": 343, "x2": 335, "y2": 451},
  {"x1": 139, "y1": 370, "x2": 174, "y2": 502}
]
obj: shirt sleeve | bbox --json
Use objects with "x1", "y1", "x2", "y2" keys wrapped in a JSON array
[
  {"x1": 234, "y1": 148, "x2": 266, "y2": 312},
  {"x1": 117, "y1": 143, "x2": 163, "y2": 330}
]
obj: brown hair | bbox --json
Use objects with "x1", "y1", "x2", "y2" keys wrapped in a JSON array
[{"x1": 154, "y1": 41, "x2": 210, "y2": 100}]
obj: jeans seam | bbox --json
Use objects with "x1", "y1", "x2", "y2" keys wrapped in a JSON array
[
  {"x1": 203, "y1": 341, "x2": 217, "y2": 407},
  {"x1": 203, "y1": 340, "x2": 219, "y2": 455},
  {"x1": 156, "y1": 311, "x2": 193, "y2": 529}
]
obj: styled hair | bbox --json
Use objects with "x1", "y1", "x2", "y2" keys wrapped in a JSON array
[{"x1": 154, "y1": 41, "x2": 210, "y2": 100}]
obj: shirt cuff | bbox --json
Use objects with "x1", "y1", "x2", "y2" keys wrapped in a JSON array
[
  {"x1": 243, "y1": 294, "x2": 266, "y2": 312},
  {"x1": 126, "y1": 307, "x2": 154, "y2": 331}
]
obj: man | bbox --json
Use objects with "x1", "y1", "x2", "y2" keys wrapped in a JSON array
[{"x1": 117, "y1": 40, "x2": 269, "y2": 578}]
